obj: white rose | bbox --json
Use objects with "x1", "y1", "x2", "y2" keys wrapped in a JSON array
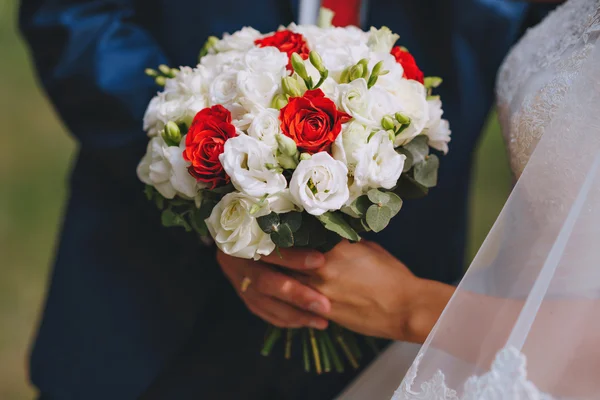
[
  {"x1": 200, "y1": 51, "x2": 245, "y2": 74},
  {"x1": 289, "y1": 152, "x2": 349, "y2": 216},
  {"x1": 206, "y1": 189, "x2": 300, "y2": 260},
  {"x1": 236, "y1": 70, "x2": 280, "y2": 112},
  {"x1": 424, "y1": 98, "x2": 451, "y2": 154},
  {"x1": 137, "y1": 135, "x2": 203, "y2": 200},
  {"x1": 209, "y1": 70, "x2": 239, "y2": 106},
  {"x1": 318, "y1": 44, "x2": 369, "y2": 80},
  {"x1": 143, "y1": 92, "x2": 204, "y2": 137},
  {"x1": 242, "y1": 47, "x2": 288, "y2": 76},
  {"x1": 337, "y1": 78, "x2": 376, "y2": 127},
  {"x1": 369, "y1": 86, "x2": 401, "y2": 125},
  {"x1": 219, "y1": 134, "x2": 287, "y2": 198},
  {"x1": 206, "y1": 192, "x2": 274, "y2": 260},
  {"x1": 354, "y1": 130, "x2": 405, "y2": 191},
  {"x1": 392, "y1": 80, "x2": 429, "y2": 146},
  {"x1": 214, "y1": 27, "x2": 262, "y2": 52},
  {"x1": 367, "y1": 26, "x2": 400, "y2": 53},
  {"x1": 248, "y1": 108, "x2": 281, "y2": 151},
  {"x1": 332, "y1": 121, "x2": 370, "y2": 173},
  {"x1": 164, "y1": 66, "x2": 205, "y2": 96},
  {"x1": 368, "y1": 52, "x2": 405, "y2": 93}
]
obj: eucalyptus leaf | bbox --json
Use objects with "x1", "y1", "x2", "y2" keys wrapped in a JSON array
[
  {"x1": 257, "y1": 212, "x2": 280, "y2": 234},
  {"x1": 348, "y1": 195, "x2": 371, "y2": 218},
  {"x1": 396, "y1": 148, "x2": 413, "y2": 172},
  {"x1": 386, "y1": 193, "x2": 404, "y2": 217},
  {"x1": 394, "y1": 175, "x2": 429, "y2": 199},
  {"x1": 413, "y1": 154, "x2": 440, "y2": 188},
  {"x1": 402, "y1": 136, "x2": 429, "y2": 164},
  {"x1": 271, "y1": 224, "x2": 294, "y2": 248},
  {"x1": 293, "y1": 223, "x2": 310, "y2": 246},
  {"x1": 366, "y1": 205, "x2": 392, "y2": 233},
  {"x1": 367, "y1": 189, "x2": 391, "y2": 206},
  {"x1": 281, "y1": 212, "x2": 302, "y2": 232},
  {"x1": 316, "y1": 212, "x2": 360, "y2": 242}
]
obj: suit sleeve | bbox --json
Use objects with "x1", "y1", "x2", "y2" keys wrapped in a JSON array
[{"x1": 19, "y1": 0, "x2": 169, "y2": 184}]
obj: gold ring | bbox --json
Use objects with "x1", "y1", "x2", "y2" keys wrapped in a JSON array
[{"x1": 241, "y1": 276, "x2": 252, "y2": 293}]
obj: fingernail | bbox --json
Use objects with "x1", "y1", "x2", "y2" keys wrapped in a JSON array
[
  {"x1": 309, "y1": 302, "x2": 324, "y2": 313},
  {"x1": 305, "y1": 253, "x2": 324, "y2": 268}
]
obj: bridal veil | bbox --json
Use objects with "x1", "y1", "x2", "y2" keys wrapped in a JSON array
[{"x1": 341, "y1": 22, "x2": 600, "y2": 400}]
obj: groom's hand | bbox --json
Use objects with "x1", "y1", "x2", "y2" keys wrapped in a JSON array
[
  {"x1": 262, "y1": 240, "x2": 455, "y2": 343},
  {"x1": 216, "y1": 251, "x2": 330, "y2": 329}
]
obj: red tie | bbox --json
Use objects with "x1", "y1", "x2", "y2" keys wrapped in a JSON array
[{"x1": 321, "y1": 0, "x2": 362, "y2": 27}]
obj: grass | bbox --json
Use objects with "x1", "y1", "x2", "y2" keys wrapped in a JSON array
[{"x1": 0, "y1": 0, "x2": 510, "y2": 398}]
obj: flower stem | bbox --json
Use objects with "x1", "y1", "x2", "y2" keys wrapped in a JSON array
[
  {"x1": 285, "y1": 328, "x2": 294, "y2": 360},
  {"x1": 334, "y1": 325, "x2": 359, "y2": 370},
  {"x1": 323, "y1": 330, "x2": 344, "y2": 373},
  {"x1": 345, "y1": 330, "x2": 362, "y2": 360},
  {"x1": 317, "y1": 330, "x2": 331, "y2": 373},
  {"x1": 261, "y1": 326, "x2": 282, "y2": 356},
  {"x1": 309, "y1": 328, "x2": 322, "y2": 374},
  {"x1": 365, "y1": 336, "x2": 380, "y2": 355},
  {"x1": 302, "y1": 329, "x2": 311, "y2": 372}
]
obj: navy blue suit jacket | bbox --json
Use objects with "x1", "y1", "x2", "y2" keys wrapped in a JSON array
[{"x1": 19, "y1": 1, "x2": 535, "y2": 398}]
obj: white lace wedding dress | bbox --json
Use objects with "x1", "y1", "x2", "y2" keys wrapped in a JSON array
[{"x1": 339, "y1": 1, "x2": 600, "y2": 399}]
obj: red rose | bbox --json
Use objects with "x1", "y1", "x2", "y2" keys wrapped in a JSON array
[
  {"x1": 391, "y1": 46, "x2": 424, "y2": 84},
  {"x1": 280, "y1": 89, "x2": 352, "y2": 154},
  {"x1": 255, "y1": 30, "x2": 310, "y2": 71},
  {"x1": 183, "y1": 105, "x2": 237, "y2": 189}
]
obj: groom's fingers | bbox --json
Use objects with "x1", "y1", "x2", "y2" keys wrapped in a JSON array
[
  {"x1": 245, "y1": 292, "x2": 328, "y2": 329},
  {"x1": 216, "y1": 250, "x2": 331, "y2": 316},
  {"x1": 251, "y1": 264, "x2": 331, "y2": 315},
  {"x1": 261, "y1": 248, "x2": 325, "y2": 270}
]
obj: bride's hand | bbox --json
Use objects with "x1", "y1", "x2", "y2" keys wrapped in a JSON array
[{"x1": 262, "y1": 240, "x2": 455, "y2": 343}]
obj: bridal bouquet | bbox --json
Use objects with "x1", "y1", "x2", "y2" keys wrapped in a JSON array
[{"x1": 138, "y1": 16, "x2": 450, "y2": 373}]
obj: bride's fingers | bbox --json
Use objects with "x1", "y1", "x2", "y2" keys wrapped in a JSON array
[{"x1": 244, "y1": 291, "x2": 329, "y2": 329}]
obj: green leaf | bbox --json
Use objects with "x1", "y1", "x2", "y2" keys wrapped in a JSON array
[
  {"x1": 386, "y1": 192, "x2": 403, "y2": 217},
  {"x1": 396, "y1": 148, "x2": 413, "y2": 172},
  {"x1": 257, "y1": 212, "x2": 280, "y2": 234},
  {"x1": 367, "y1": 189, "x2": 391, "y2": 206},
  {"x1": 402, "y1": 136, "x2": 429, "y2": 164},
  {"x1": 349, "y1": 217, "x2": 371, "y2": 234},
  {"x1": 161, "y1": 208, "x2": 192, "y2": 231},
  {"x1": 413, "y1": 154, "x2": 440, "y2": 188},
  {"x1": 366, "y1": 205, "x2": 392, "y2": 233},
  {"x1": 210, "y1": 184, "x2": 235, "y2": 195},
  {"x1": 347, "y1": 195, "x2": 371, "y2": 218},
  {"x1": 144, "y1": 185, "x2": 155, "y2": 201},
  {"x1": 293, "y1": 223, "x2": 311, "y2": 246},
  {"x1": 190, "y1": 203, "x2": 213, "y2": 236},
  {"x1": 271, "y1": 224, "x2": 294, "y2": 248},
  {"x1": 316, "y1": 212, "x2": 360, "y2": 242},
  {"x1": 281, "y1": 212, "x2": 302, "y2": 232},
  {"x1": 394, "y1": 175, "x2": 429, "y2": 199},
  {"x1": 154, "y1": 193, "x2": 165, "y2": 210}
]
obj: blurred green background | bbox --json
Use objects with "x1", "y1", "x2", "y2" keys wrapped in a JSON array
[{"x1": 0, "y1": 0, "x2": 512, "y2": 398}]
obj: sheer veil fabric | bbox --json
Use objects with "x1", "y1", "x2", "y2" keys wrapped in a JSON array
[
  {"x1": 339, "y1": 4, "x2": 600, "y2": 399},
  {"x1": 391, "y1": 26, "x2": 600, "y2": 400}
]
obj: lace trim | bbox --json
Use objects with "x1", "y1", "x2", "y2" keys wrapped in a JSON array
[{"x1": 392, "y1": 346, "x2": 555, "y2": 400}]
